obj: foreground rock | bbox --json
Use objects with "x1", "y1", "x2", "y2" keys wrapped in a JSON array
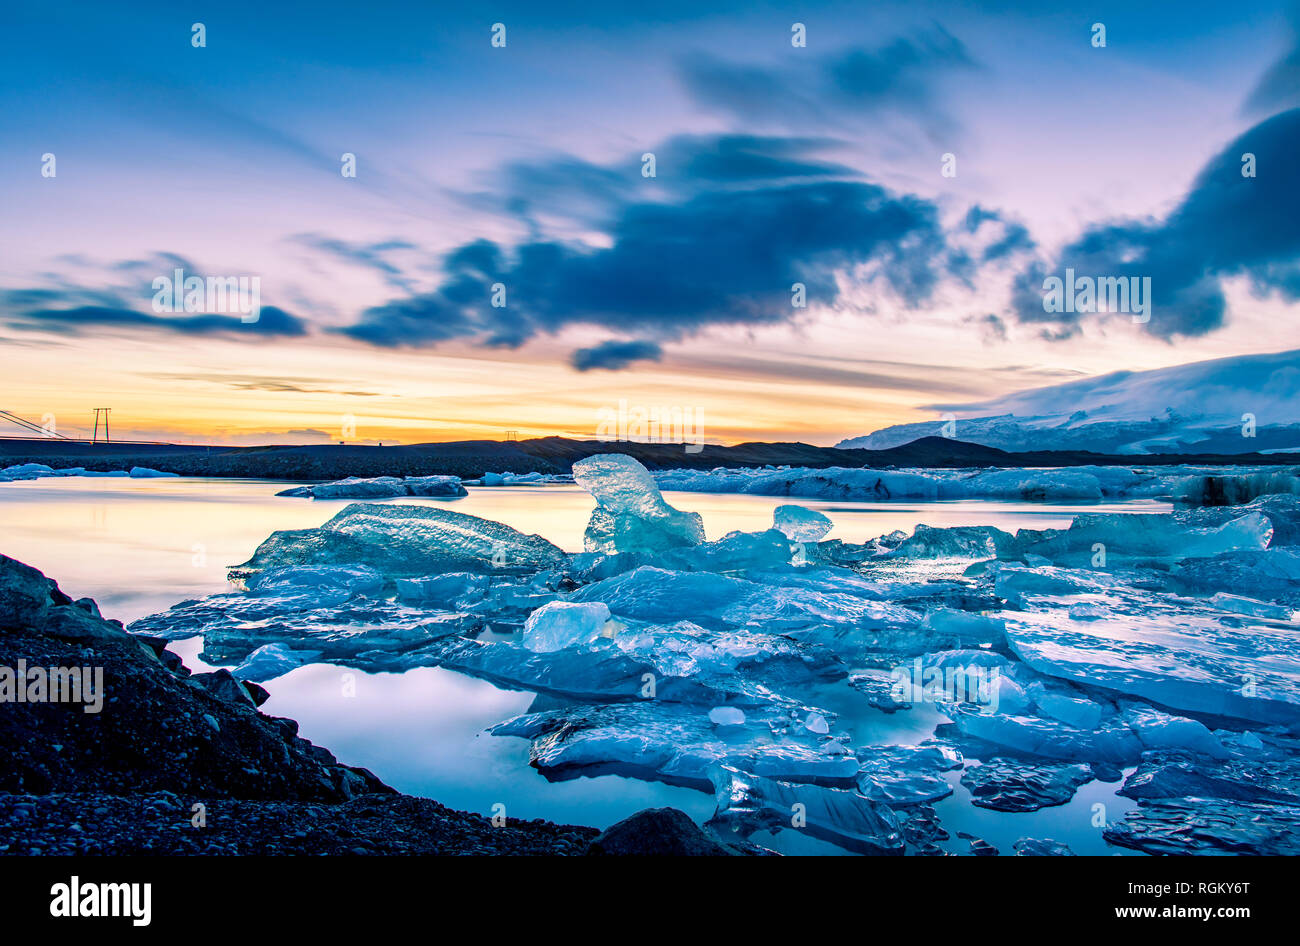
[
  {"x1": 0, "y1": 553, "x2": 598, "y2": 855},
  {"x1": 0, "y1": 792, "x2": 594, "y2": 856},
  {"x1": 586, "y1": 807, "x2": 763, "y2": 856}
]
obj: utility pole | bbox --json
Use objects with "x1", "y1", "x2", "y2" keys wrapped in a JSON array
[{"x1": 92, "y1": 408, "x2": 111, "y2": 444}]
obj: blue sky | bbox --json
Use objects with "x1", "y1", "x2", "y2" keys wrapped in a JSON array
[{"x1": 2, "y1": 1, "x2": 1299, "y2": 443}]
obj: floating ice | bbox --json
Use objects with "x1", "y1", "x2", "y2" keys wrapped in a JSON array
[
  {"x1": 243, "y1": 565, "x2": 385, "y2": 600},
  {"x1": 276, "y1": 475, "x2": 466, "y2": 500},
  {"x1": 855, "y1": 744, "x2": 962, "y2": 805},
  {"x1": 804, "y1": 712, "x2": 830, "y2": 734},
  {"x1": 1173, "y1": 548, "x2": 1300, "y2": 604},
  {"x1": 607, "y1": 619, "x2": 844, "y2": 690},
  {"x1": 961, "y1": 757, "x2": 1095, "y2": 811},
  {"x1": 1013, "y1": 838, "x2": 1075, "y2": 856},
  {"x1": 521, "y1": 601, "x2": 612, "y2": 653},
  {"x1": 1118, "y1": 753, "x2": 1300, "y2": 804},
  {"x1": 478, "y1": 471, "x2": 560, "y2": 486},
  {"x1": 230, "y1": 502, "x2": 566, "y2": 581},
  {"x1": 394, "y1": 572, "x2": 490, "y2": 608},
  {"x1": 646, "y1": 529, "x2": 792, "y2": 574},
  {"x1": 1013, "y1": 511, "x2": 1272, "y2": 568},
  {"x1": 1104, "y1": 797, "x2": 1300, "y2": 855},
  {"x1": 1001, "y1": 590, "x2": 1300, "y2": 724},
  {"x1": 1208, "y1": 592, "x2": 1295, "y2": 620},
  {"x1": 652, "y1": 461, "x2": 1300, "y2": 505},
  {"x1": 773, "y1": 505, "x2": 832, "y2": 542},
  {"x1": 134, "y1": 592, "x2": 477, "y2": 669},
  {"x1": 709, "y1": 706, "x2": 746, "y2": 727},
  {"x1": 707, "y1": 765, "x2": 905, "y2": 855},
  {"x1": 572, "y1": 454, "x2": 705, "y2": 554},
  {"x1": 231, "y1": 642, "x2": 319, "y2": 682},
  {"x1": 887, "y1": 524, "x2": 1015, "y2": 560},
  {"x1": 493, "y1": 703, "x2": 857, "y2": 789}
]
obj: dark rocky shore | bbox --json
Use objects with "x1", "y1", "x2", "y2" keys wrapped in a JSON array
[
  {"x1": 0, "y1": 553, "x2": 744, "y2": 855},
  {"x1": 4, "y1": 434, "x2": 1297, "y2": 482}
]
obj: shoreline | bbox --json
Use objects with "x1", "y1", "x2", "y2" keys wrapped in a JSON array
[
  {"x1": 0, "y1": 553, "x2": 602, "y2": 855},
  {"x1": 4, "y1": 434, "x2": 1300, "y2": 483}
]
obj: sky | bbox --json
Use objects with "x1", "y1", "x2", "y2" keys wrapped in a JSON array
[{"x1": 3, "y1": 0, "x2": 1300, "y2": 446}]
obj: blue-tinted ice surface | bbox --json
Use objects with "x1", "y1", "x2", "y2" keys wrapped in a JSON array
[
  {"x1": 129, "y1": 456, "x2": 1300, "y2": 854},
  {"x1": 572, "y1": 453, "x2": 706, "y2": 554},
  {"x1": 276, "y1": 475, "x2": 467, "y2": 499}
]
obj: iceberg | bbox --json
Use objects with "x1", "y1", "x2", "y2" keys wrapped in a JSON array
[
  {"x1": 646, "y1": 529, "x2": 792, "y2": 574},
  {"x1": 960, "y1": 757, "x2": 1095, "y2": 811},
  {"x1": 394, "y1": 572, "x2": 490, "y2": 608},
  {"x1": 231, "y1": 642, "x2": 320, "y2": 682},
  {"x1": 1118, "y1": 753, "x2": 1300, "y2": 804},
  {"x1": 855, "y1": 744, "x2": 963, "y2": 805},
  {"x1": 494, "y1": 703, "x2": 858, "y2": 790},
  {"x1": 772, "y1": 504, "x2": 832, "y2": 542},
  {"x1": 1104, "y1": 797, "x2": 1300, "y2": 855},
  {"x1": 572, "y1": 453, "x2": 705, "y2": 554},
  {"x1": 276, "y1": 475, "x2": 467, "y2": 499},
  {"x1": 521, "y1": 601, "x2": 612, "y2": 653},
  {"x1": 707, "y1": 765, "x2": 905, "y2": 855},
  {"x1": 230, "y1": 502, "x2": 566, "y2": 581},
  {"x1": 1013, "y1": 838, "x2": 1076, "y2": 856},
  {"x1": 1012, "y1": 511, "x2": 1273, "y2": 568},
  {"x1": 1001, "y1": 592, "x2": 1300, "y2": 724}
]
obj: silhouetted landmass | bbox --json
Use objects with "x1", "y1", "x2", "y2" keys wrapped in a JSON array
[{"x1": 2, "y1": 435, "x2": 1298, "y2": 481}]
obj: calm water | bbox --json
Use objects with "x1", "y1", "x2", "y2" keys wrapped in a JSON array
[{"x1": 0, "y1": 476, "x2": 1160, "y2": 853}]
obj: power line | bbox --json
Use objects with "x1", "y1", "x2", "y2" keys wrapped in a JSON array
[{"x1": 0, "y1": 410, "x2": 72, "y2": 440}]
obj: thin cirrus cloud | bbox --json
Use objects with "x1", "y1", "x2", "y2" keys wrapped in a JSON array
[{"x1": 677, "y1": 25, "x2": 981, "y2": 141}]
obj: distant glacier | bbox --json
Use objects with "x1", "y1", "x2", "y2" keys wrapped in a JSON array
[{"x1": 838, "y1": 348, "x2": 1300, "y2": 455}]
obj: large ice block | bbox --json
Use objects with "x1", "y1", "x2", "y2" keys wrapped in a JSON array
[
  {"x1": 230, "y1": 502, "x2": 566, "y2": 581},
  {"x1": 572, "y1": 453, "x2": 705, "y2": 554}
]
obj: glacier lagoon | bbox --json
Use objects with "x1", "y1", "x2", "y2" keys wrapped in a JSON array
[{"x1": 3, "y1": 464, "x2": 1297, "y2": 855}]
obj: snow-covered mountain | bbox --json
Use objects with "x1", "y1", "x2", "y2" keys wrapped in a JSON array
[{"x1": 838, "y1": 349, "x2": 1300, "y2": 455}]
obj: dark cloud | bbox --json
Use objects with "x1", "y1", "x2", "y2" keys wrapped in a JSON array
[
  {"x1": 571, "y1": 339, "x2": 663, "y2": 371},
  {"x1": 963, "y1": 206, "x2": 1035, "y2": 263},
  {"x1": 660, "y1": 134, "x2": 859, "y2": 186},
  {"x1": 1011, "y1": 108, "x2": 1300, "y2": 340},
  {"x1": 338, "y1": 177, "x2": 951, "y2": 349},
  {"x1": 828, "y1": 26, "x2": 977, "y2": 109},
  {"x1": 6, "y1": 305, "x2": 308, "y2": 338}
]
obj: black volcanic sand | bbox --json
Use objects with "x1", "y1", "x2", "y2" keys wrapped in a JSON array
[
  {"x1": 3, "y1": 434, "x2": 1299, "y2": 481},
  {"x1": 0, "y1": 553, "x2": 600, "y2": 855}
]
